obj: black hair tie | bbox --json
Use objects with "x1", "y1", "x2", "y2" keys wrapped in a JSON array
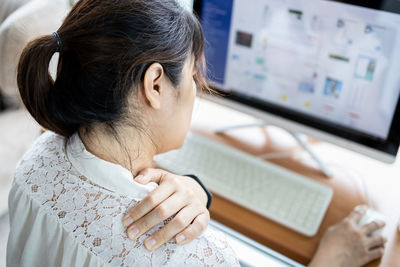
[{"x1": 53, "y1": 32, "x2": 63, "y2": 53}]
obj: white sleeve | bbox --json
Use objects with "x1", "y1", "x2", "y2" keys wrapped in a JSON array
[{"x1": 7, "y1": 183, "x2": 106, "y2": 267}]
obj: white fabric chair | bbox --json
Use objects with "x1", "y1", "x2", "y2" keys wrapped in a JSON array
[
  {"x1": 0, "y1": 0, "x2": 32, "y2": 25},
  {"x1": 0, "y1": 0, "x2": 70, "y2": 106}
]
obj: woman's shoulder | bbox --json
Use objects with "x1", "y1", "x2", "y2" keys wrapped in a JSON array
[{"x1": 14, "y1": 131, "x2": 68, "y2": 185}]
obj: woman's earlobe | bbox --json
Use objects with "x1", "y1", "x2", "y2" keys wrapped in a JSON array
[{"x1": 144, "y1": 85, "x2": 161, "y2": 109}]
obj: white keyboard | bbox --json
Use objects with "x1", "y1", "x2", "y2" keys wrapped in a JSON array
[{"x1": 154, "y1": 132, "x2": 333, "y2": 236}]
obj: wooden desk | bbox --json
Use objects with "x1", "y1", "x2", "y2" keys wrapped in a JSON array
[{"x1": 191, "y1": 98, "x2": 400, "y2": 266}]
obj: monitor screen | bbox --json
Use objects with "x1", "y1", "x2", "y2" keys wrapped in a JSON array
[{"x1": 195, "y1": 0, "x2": 400, "y2": 159}]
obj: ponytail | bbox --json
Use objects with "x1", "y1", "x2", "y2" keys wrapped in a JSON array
[{"x1": 17, "y1": 34, "x2": 65, "y2": 135}]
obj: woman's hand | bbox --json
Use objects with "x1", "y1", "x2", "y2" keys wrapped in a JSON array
[
  {"x1": 309, "y1": 205, "x2": 387, "y2": 267},
  {"x1": 123, "y1": 168, "x2": 210, "y2": 251}
]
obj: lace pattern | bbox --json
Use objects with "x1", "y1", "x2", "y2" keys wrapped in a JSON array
[{"x1": 14, "y1": 132, "x2": 239, "y2": 266}]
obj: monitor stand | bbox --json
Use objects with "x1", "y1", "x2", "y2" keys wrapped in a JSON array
[{"x1": 215, "y1": 121, "x2": 333, "y2": 178}]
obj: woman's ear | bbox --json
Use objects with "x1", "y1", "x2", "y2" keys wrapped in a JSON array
[{"x1": 142, "y1": 63, "x2": 165, "y2": 109}]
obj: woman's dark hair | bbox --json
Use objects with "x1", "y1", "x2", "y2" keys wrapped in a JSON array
[{"x1": 18, "y1": 0, "x2": 207, "y2": 137}]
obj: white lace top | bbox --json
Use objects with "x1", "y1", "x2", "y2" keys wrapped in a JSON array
[{"x1": 7, "y1": 132, "x2": 239, "y2": 266}]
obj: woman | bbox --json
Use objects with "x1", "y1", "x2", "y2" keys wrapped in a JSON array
[{"x1": 8, "y1": 0, "x2": 386, "y2": 266}]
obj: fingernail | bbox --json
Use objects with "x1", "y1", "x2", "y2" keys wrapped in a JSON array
[
  {"x1": 145, "y1": 238, "x2": 156, "y2": 250},
  {"x1": 123, "y1": 216, "x2": 134, "y2": 227},
  {"x1": 135, "y1": 175, "x2": 145, "y2": 182},
  {"x1": 176, "y1": 234, "x2": 185, "y2": 243},
  {"x1": 128, "y1": 226, "x2": 139, "y2": 240}
]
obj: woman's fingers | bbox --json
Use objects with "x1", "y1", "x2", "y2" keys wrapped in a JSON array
[
  {"x1": 126, "y1": 192, "x2": 188, "y2": 240},
  {"x1": 143, "y1": 204, "x2": 208, "y2": 251},
  {"x1": 122, "y1": 169, "x2": 211, "y2": 248},
  {"x1": 367, "y1": 235, "x2": 387, "y2": 249},
  {"x1": 347, "y1": 205, "x2": 368, "y2": 223},
  {"x1": 123, "y1": 181, "x2": 175, "y2": 226},
  {"x1": 362, "y1": 220, "x2": 386, "y2": 236},
  {"x1": 175, "y1": 212, "x2": 210, "y2": 245},
  {"x1": 366, "y1": 247, "x2": 385, "y2": 263},
  {"x1": 135, "y1": 168, "x2": 166, "y2": 184}
]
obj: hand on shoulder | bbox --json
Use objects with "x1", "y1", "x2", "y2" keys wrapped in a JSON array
[{"x1": 123, "y1": 168, "x2": 210, "y2": 251}]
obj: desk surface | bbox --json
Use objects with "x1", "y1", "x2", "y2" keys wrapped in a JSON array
[{"x1": 191, "y1": 98, "x2": 400, "y2": 267}]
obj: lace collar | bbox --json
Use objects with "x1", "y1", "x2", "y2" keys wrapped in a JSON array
[{"x1": 66, "y1": 132, "x2": 157, "y2": 199}]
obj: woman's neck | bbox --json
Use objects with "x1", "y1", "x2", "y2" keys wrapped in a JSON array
[{"x1": 78, "y1": 125, "x2": 156, "y2": 177}]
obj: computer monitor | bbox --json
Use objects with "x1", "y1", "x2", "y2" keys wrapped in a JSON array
[{"x1": 194, "y1": 0, "x2": 400, "y2": 163}]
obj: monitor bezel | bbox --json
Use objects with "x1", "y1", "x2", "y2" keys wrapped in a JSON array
[{"x1": 194, "y1": 0, "x2": 400, "y2": 162}]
